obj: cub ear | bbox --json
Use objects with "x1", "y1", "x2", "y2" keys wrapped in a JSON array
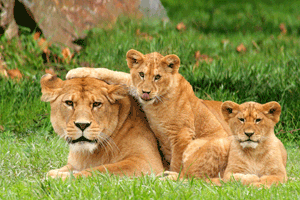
[
  {"x1": 106, "y1": 85, "x2": 128, "y2": 103},
  {"x1": 126, "y1": 49, "x2": 145, "y2": 69},
  {"x1": 40, "y1": 74, "x2": 64, "y2": 102},
  {"x1": 161, "y1": 54, "x2": 180, "y2": 73},
  {"x1": 221, "y1": 101, "x2": 240, "y2": 122},
  {"x1": 262, "y1": 101, "x2": 281, "y2": 123}
]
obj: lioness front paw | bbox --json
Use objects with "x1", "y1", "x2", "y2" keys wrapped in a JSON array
[
  {"x1": 66, "y1": 67, "x2": 92, "y2": 79},
  {"x1": 47, "y1": 169, "x2": 72, "y2": 180}
]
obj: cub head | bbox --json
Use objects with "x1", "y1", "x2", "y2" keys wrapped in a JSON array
[
  {"x1": 41, "y1": 74, "x2": 129, "y2": 153},
  {"x1": 126, "y1": 49, "x2": 180, "y2": 104},
  {"x1": 221, "y1": 101, "x2": 281, "y2": 149}
]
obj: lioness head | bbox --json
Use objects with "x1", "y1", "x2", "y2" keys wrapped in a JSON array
[
  {"x1": 41, "y1": 74, "x2": 129, "y2": 153},
  {"x1": 221, "y1": 101, "x2": 281, "y2": 149},
  {"x1": 126, "y1": 49, "x2": 180, "y2": 104}
]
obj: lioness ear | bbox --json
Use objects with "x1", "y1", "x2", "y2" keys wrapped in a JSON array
[
  {"x1": 221, "y1": 101, "x2": 240, "y2": 122},
  {"x1": 40, "y1": 74, "x2": 64, "y2": 102},
  {"x1": 262, "y1": 101, "x2": 281, "y2": 123},
  {"x1": 126, "y1": 49, "x2": 145, "y2": 69},
  {"x1": 161, "y1": 54, "x2": 180, "y2": 73},
  {"x1": 106, "y1": 85, "x2": 128, "y2": 103}
]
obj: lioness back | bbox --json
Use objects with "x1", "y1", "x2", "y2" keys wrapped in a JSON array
[{"x1": 41, "y1": 74, "x2": 164, "y2": 179}]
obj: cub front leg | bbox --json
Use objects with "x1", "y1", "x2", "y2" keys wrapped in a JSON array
[
  {"x1": 47, "y1": 163, "x2": 74, "y2": 179},
  {"x1": 224, "y1": 173, "x2": 260, "y2": 185},
  {"x1": 253, "y1": 175, "x2": 286, "y2": 188},
  {"x1": 66, "y1": 67, "x2": 132, "y2": 86},
  {"x1": 170, "y1": 129, "x2": 194, "y2": 172}
]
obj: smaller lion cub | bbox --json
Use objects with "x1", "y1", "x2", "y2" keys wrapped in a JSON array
[{"x1": 211, "y1": 101, "x2": 287, "y2": 187}]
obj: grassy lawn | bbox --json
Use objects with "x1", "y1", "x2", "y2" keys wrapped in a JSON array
[{"x1": 1, "y1": 0, "x2": 300, "y2": 199}]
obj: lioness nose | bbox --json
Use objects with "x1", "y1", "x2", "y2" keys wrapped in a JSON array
[
  {"x1": 142, "y1": 90, "x2": 151, "y2": 94},
  {"x1": 245, "y1": 132, "x2": 254, "y2": 137},
  {"x1": 74, "y1": 122, "x2": 91, "y2": 131}
]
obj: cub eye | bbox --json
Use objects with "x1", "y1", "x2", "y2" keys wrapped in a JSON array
[
  {"x1": 65, "y1": 100, "x2": 73, "y2": 107},
  {"x1": 154, "y1": 74, "x2": 161, "y2": 81},
  {"x1": 139, "y1": 72, "x2": 144, "y2": 78},
  {"x1": 239, "y1": 118, "x2": 245, "y2": 123},
  {"x1": 133, "y1": 58, "x2": 138, "y2": 64},
  {"x1": 93, "y1": 102, "x2": 102, "y2": 108},
  {"x1": 255, "y1": 118, "x2": 261, "y2": 123}
]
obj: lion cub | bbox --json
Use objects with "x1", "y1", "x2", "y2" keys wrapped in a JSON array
[{"x1": 211, "y1": 101, "x2": 287, "y2": 187}]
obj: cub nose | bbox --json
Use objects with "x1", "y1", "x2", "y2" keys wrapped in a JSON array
[
  {"x1": 244, "y1": 132, "x2": 254, "y2": 137},
  {"x1": 142, "y1": 90, "x2": 151, "y2": 94},
  {"x1": 74, "y1": 122, "x2": 91, "y2": 131}
]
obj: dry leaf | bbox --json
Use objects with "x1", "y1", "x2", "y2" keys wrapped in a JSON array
[
  {"x1": 236, "y1": 43, "x2": 246, "y2": 52},
  {"x1": 176, "y1": 22, "x2": 186, "y2": 31},
  {"x1": 33, "y1": 32, "x2": 41, "y2": 40},
  {"x1": 0, "y1": 125, "x2": 4, "y2": 131},
  {"x1": 194, "y1": 51, "x2": 213, "y2": 62},
  {"x1": 136, "y1": 29, "x2": 153, "y2": 41},
  {"x1": 0, "y1": 66, "x2": 8, "y2": 78},
  {"x1": 7, "y1": 68, "x2": 22, "y2": 80},
  {"x1": 45, "y1": 68, "x2": 56, "y2": 75},
  {"x1": 279, "y1": 23, "x2": 287, "y2": 35},
  {"x1": 62, "y1": 48, "x2": 73, "y2": 63},
  {"x1": 38, "y1": 38, "x2": 50, "y2": 54}
]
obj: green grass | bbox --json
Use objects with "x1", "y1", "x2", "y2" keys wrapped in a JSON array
[{"x1": 1, "y1": 0, "x2": 300, "y2": 199}]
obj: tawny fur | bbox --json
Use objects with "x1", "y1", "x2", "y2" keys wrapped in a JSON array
[
  {"x1": 66, "y1": 49, "x2": 232, "y2": 178},
  {"x1": 41, "y1": 74, "x2": 164, "y2": 179},
  {"x1": 209, "y1": 101, "x2": 287, "y2": 187}
]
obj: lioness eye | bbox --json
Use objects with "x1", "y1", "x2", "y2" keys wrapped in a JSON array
[
  {"x1": 139, "y1": 72, "x2": 144, "y2": 78},
  {"x1": 154, "y1": 75, "x2": 161, "y2": 81},
  {"x1": 255, "y1": 119, "x2": 261, "y2": 123},
  {"x1": 93, "y1": 102, "x2": 102, "y2": 107},
  {"x1": 239, "y1": 118, "x2": 245, "y2": 123},
  {"x1": 65, "y1": 100, "x2": 73, "y2": 107}
]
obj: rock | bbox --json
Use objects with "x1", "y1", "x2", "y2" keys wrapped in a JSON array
[
  {"x1": 0, "y1": 0, "x2": 18, "y2": 39},
  {"x1": 10, "y1": 0, "x2": 169, "y2": 50}
]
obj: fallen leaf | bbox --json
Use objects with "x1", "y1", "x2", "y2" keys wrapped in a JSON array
[
  {"x1": 38, "y1": 38, "x2": 50, "y2": 54},
  {"x1": 236, "y1": 43, "x2": 246, "y2": 52},
  {"x1": 194, "y1": 51, "x2": 213, "y2": 62},
  {"x1": 136, "y1": 29, "x2": 153, "y2": 41},
  {"x1": 0, "y1": 125, "x2": 4, "y2": 131},
  {"x1": 176, "y1": 22, "x2": 186, "y2": 31},
  {"x1": 279, "y1": 23, "x2": 287, "y2": 35},
  {"x1": 45, "y1": 68, "x2": 56, "y2": 75},
  {"x1": 7, "y1": 68, "x2": 22, "y2": 80},
  {"x1": 0, "y1": 67, "x2": 8, "y2": 78},
  {"x1": 33, "y1": 32, "x2": 41, "y2": 40},
  {"x1": 62, "y1": 48, "x2": 73, "y2": 63}
]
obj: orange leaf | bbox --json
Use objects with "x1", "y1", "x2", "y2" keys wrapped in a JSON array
[
  {"x1": 7, "y1": 68, "x2": 22, "y2": 80},
  {"x1": 236, "y1": 43, "x2": 246, "y2": 52},
  {"x1": 38, "y1": 38, "x2": 50, "y2": 53},
  {"x1": 0, "y1": 125, "x2": 4, "y2": 131},
  {"x1": 33, "y1": 32, "x2": 41, "y2": 40},
  {"x1": 194, "y1": 51, "x2": 213, "y2": 63},
  {"x1": 62, "y1": 48, "x2": 73, "y2": 62},
  {"x1": 279, "y1": 23, "x2": 287, "y2": 35},
  {"x1": 176, "y1": 22, "x2": 186, "y2": 31}
]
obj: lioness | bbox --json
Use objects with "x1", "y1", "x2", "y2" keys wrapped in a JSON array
[
  {"x1": 210, "y1": 101, "x2": 287, "y2": 187},
  {"x1": 66, "y1": 49, "x2": 231, "y2": 177},
  {"x1": 41, "y1": 74, "x2": 164, "y2": 179}
]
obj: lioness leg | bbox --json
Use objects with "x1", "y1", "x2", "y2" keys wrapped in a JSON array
[
  {"x1": 182, "y1": 137, "x2": 230, "y2": 179},
  {"x1": 70, "y1": 156, "x2": 154, "y2": 179},
  {"x1": 47, "y1": 163, "x2": 74, "y2": 178}
]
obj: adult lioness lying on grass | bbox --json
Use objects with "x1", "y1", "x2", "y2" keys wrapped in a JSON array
[
  {"x1": 66, "y1": 49, "x2": 231, "y2": 178},
  {"x1": 210, "y1": 101, "x2": 287, "y2": 187},
  {"x1": 41, "y1": 74, "x2": 163, "y2": 179}
]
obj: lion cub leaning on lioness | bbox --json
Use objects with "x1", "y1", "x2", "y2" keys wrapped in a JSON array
[
  {"x1": 41, "y1": 74, "x2": 163, "y2": 179},
  {"x1": 210, "y1": 101, "x2": 287, "y2": 187}
]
